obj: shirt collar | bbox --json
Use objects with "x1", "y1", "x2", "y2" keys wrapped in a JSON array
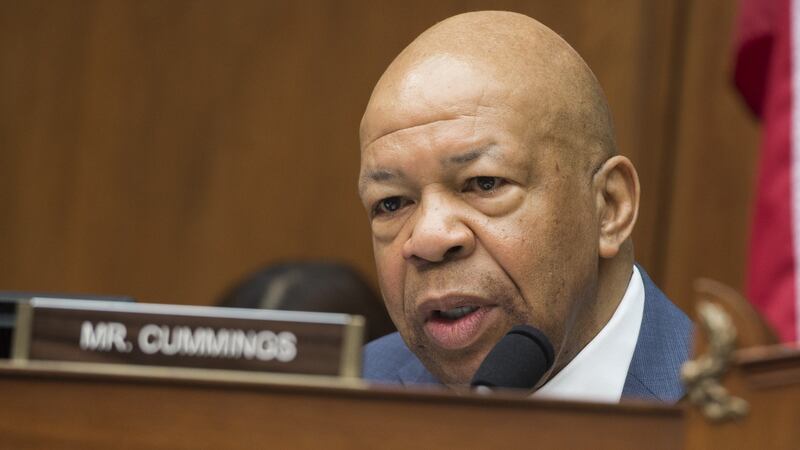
[{"x1": 531, "y1": 266, "x2": 645, "y2": 403}]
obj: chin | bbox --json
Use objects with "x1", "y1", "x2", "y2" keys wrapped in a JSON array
[{"x1": 419, "y1": 347, "x2": 488, "y2": 386}]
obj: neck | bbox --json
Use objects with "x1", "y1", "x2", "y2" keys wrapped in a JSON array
[
  {"x1": 545, "y1": 242, "x2": 635, "y2": 381},
  {"x1": 595, "y1": 241, "x2": 635, "y2": 330}
]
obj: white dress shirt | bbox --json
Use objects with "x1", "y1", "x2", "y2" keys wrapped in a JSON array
[{"x1": 532, "y1": 266, "x2": 645, "y2": 403}]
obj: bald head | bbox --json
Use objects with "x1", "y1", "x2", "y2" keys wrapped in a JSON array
[{"x1": 361, "y1": 11, "x2": 616, "y2": 173}]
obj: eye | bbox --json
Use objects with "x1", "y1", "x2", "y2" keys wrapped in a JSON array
[
  {"x1": 372, "y1": 196, "x2": 410, "y2": 217},
  {"x1": 464, "y1": 176, "x2": 505, "y2": 193}
]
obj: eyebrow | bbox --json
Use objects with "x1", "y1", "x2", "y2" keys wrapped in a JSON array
[
  {"x1": 359, "y1": 146, "x2": 498, "y2": 194},
  {"x1": 443, "y1": 147, "x2": 496, "y2": 166},
  {"x1": 362, "y1": 169, "x2": 404, "y2": 183},
  {"x1": 358, "y1": 169, "x2": 405, "y2": 195}
]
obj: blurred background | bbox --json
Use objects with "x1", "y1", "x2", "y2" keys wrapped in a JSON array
[{"x1": 0, "y1": 0, "x2": 758, "y2": 316}]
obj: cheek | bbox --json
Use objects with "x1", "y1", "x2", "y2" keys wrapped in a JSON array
[
  {"x1": 373, "y1": 239, "x2": 407, "y2": 324},
  {"x1": 481, "y1": 189, "x2": 595, "y2": 321}
]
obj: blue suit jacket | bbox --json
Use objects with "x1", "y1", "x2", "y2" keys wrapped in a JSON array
[{"x1": 362, "y1": 267, "x2": 693, "y2": 403}]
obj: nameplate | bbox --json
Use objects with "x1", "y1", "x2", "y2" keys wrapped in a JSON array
[{"x1": 10, "y1": 298, "x2": 364, "y2": 378}]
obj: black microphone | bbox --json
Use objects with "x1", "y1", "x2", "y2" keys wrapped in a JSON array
[{"x1": 470, "y1": 325, "x2": 554, "y2": 390}]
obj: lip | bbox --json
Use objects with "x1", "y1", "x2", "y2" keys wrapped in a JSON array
[
  {"x1": 417, "y1": 294, "x2": 500, "y2": 350},
  {"x1": 417, "y1": 294, "x2": 496, "y2": 321}
]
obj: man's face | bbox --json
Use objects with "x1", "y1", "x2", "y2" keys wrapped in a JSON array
[{"x1": 359, "y1": 56, "x2": 600, "y2": 384}]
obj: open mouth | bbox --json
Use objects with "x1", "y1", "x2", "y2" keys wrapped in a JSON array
[
  {"x1": 423, "y1": 303, "x2": 497, "y2": 350},
  {"x1": 432, "y1": 305, "x2": 480, "y2": 321}
]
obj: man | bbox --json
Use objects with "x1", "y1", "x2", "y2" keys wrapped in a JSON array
[{"x1": 359, "y1": 11, "x2": 691, "y2": 403}]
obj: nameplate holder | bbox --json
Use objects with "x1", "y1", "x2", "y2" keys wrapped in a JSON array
[{"x1": 10, "y1": 298, "x2": 364, "y2": 378}]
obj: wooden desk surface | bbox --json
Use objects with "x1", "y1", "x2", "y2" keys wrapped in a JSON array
[{"x1": 0, "y1": 361, "x2": 682, "y2": 450}]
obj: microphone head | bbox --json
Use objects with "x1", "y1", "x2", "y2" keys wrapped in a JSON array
[{"x1": 470, "y1": 325, "x2": 554, "y2": 390}]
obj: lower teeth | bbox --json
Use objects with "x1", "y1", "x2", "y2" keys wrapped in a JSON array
[{"x1": 438, "y1": 306, "x2": 478, "y2": 320}]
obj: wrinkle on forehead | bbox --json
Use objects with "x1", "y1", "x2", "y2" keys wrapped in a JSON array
[
  {"x1": 360, "y1": 11, "x2": 617, "y2": 169},
  {"x1": 361, "y1": 56, "x2": 492, "y2": 149},
  {"x1": 362, "y1": 115, "x2": 476, "y2": 151}
]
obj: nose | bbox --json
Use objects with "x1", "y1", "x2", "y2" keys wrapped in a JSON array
[{"x1": 401, "y1": 193, "x2": 476, "y2": 264}]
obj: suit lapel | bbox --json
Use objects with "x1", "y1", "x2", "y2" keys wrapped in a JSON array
[{"x1": 623, "y1": 267, "x2": 693, "y2": 403}]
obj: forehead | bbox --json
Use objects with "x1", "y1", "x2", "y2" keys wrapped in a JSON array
[
  {"x1": 357, "y1": 54, "x2": 580, "y2": 194},
  {"x1": 358, "y1": 112, "x2": 537, "y2": 198},
  {"x1": 360, "y1": 55, "x2": 506, "y2": 150}
]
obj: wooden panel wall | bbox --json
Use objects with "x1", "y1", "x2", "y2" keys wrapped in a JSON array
[
  {"x1": 661, "y1": 0, "x2": 760, "y2": 312},
  {"x1": 0, "y1": 0, "x2": 757, "y2": 312}
]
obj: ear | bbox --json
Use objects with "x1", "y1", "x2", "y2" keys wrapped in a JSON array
[{"x1": 592, "y1": 155, "x2": 640, "y2": 259}]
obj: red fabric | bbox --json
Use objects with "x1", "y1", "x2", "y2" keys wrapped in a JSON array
[
  {"x1": 735, "y1": 0, "x2": 797, "y2": 342},
  {"x1": 734, "y1": 0, "x2": 778, "y2": 115}
]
